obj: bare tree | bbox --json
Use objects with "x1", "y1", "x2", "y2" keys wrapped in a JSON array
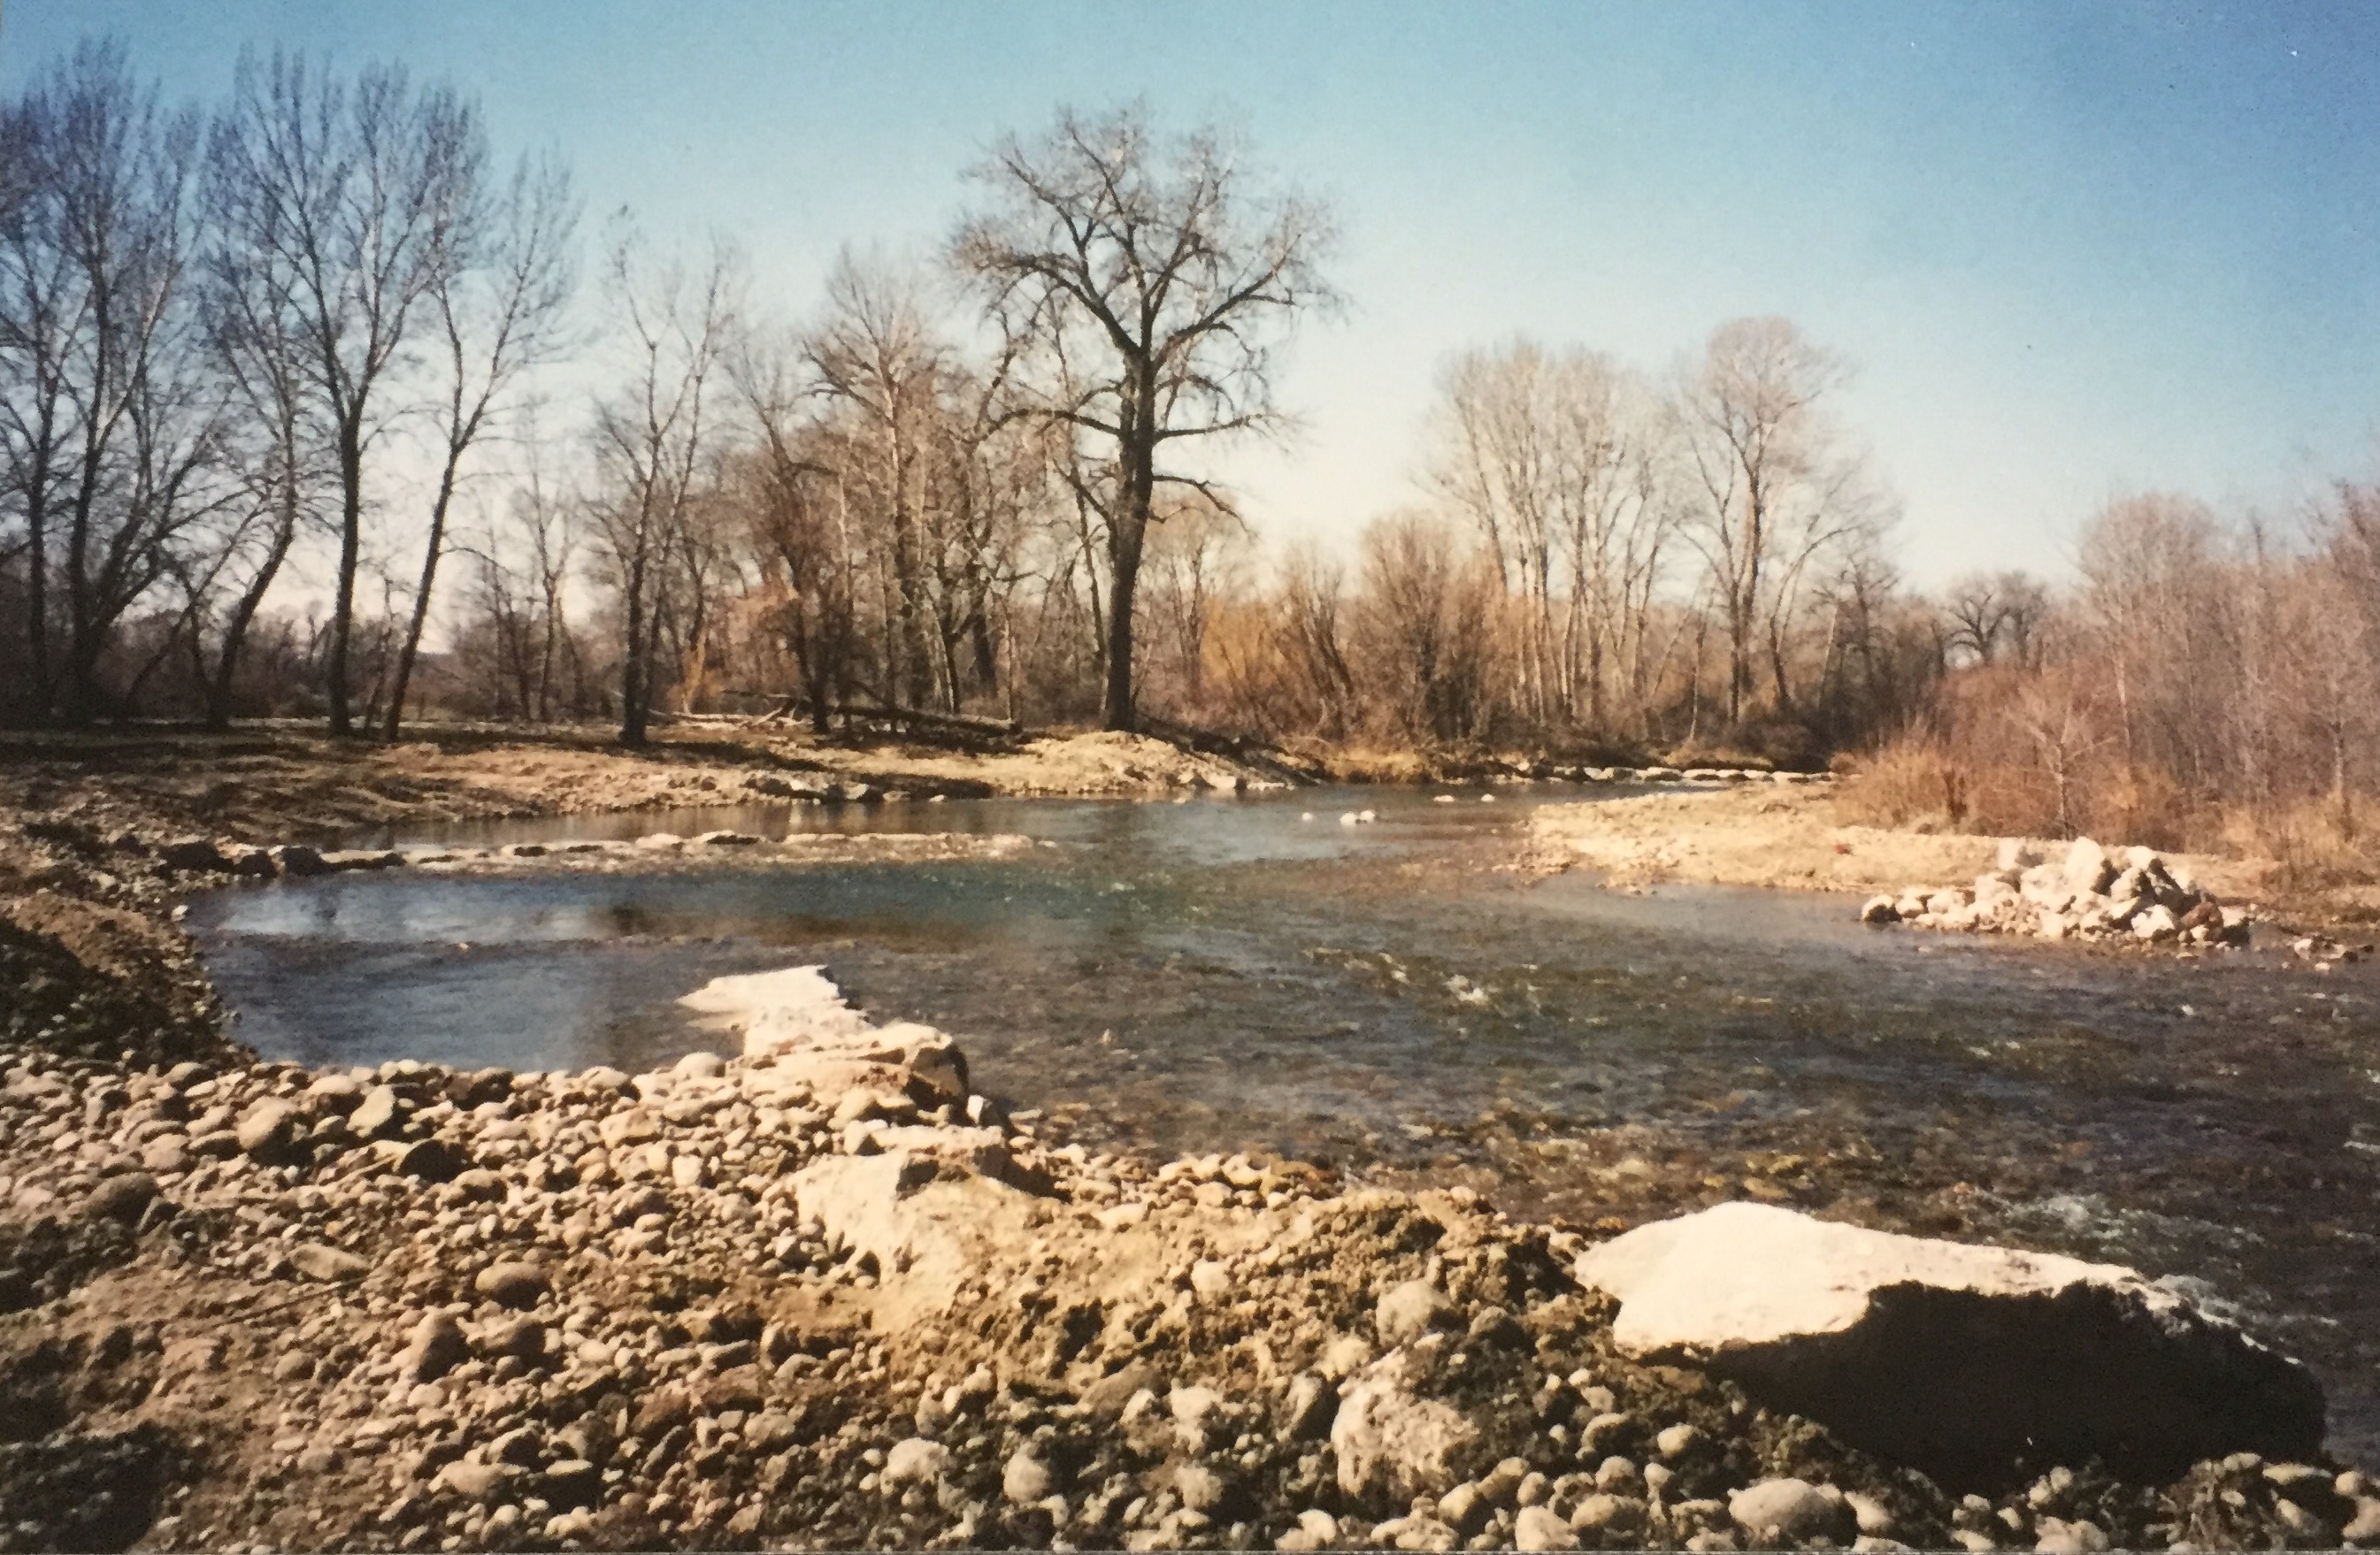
[
  {"x1": 186, "y1": 65, "x2": 350, "y2": 731},
  {"x1": 733, "y1": 326, "x2": 851, "y2": 731},
  {"x1": 210, "y1": 50, "x2": 479, "y2": 735},
  {"x1": 1429, "y1": 338, "x2": 1675, "y2": 737},
  {"x1": 0, "y1": 43, "x2": 242, "y2": 724},
  {"x1": 1942, "y1": 571, "x2": 2008, "y2": 667},
  {"x1": 953, "y1": 104, "x2": 1337, "y2": 731},
  {"x1": 1994, "y1": 571, "x2": 2051, "y2": 669},
  {"x1": 587, "y1": 230, "x2": 738, "y2": 746},
  {"x1": 1270, "y1": 543, "x2": 1357, "y2": 739},
  {"x1": 0, "y1": 75, "x2": 74, "y2": 715},
  {"x1": 2076, "y1": 492, "x2": 2229, "y2": 785},
  {"x1": 803, "y1": 253, "x2": 947, "y2": 711},
  {"x1": 382, "y1": 151, "x2": 576, "y2": 737},
  {"x1": 2008, "y1": 669, "x2": 2105, "y2": 840},
  {"x1": 1355, "y1": 511, "x2": 1497, "y2": 746},
  {"x1": 1430, "y1": 341, "x2": 1559, "y2": 723},
  {"x1": 1942, "y1": 570, "x2": 2049, "y2": 669},
  {"x1": 917, "y1": 348, "x2": 1050, "y2": 716},
  {"x1": 1674, "y1": 317, "x2": 1885, "y2": 725},
  {"x1": 1141, "y1": 489, "x2": 1246, "y2": 715},
  {"x1": 459, "y1": 417, "x2": 581, "y2": 723}
]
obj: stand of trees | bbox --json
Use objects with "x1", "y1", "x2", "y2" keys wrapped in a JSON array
[
  {"x1": 1847, "y1": 487, "x2": 2380, "y2": 866},
  {"x1": 9, "y1": 35, "x2": 2380, "y2": 860}
]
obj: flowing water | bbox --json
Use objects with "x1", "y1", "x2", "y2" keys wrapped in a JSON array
[{"x1": 183, "y1": 786, "x2": 2380, "y2": 1458}]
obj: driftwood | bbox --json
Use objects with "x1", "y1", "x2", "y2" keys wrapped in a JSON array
[
  {"x1": 834, "y1": 700, "x2": 1023, "y2": 739},
  {"x1": 1134, "y1": 712, "x2": 1315, "y2": 786},
  {"x1": 650, "y1": 695, "x2": 1022, "y2": 741}
]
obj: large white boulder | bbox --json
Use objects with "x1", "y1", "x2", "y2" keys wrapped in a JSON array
[{"x1": 1575, "y1": 1202, "x2": 2323, "y2": 1485}]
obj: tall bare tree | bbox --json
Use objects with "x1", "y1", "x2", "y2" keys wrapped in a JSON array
[
  {"x1": 382, "y1": 151, "x2": 576, "y2": 737},
  {"x1": 0, "y1": 75, "x2": 74, "y2": 714},
  {"x1": 2076, "y1": 492, "x2": 2228, "y2": 785},
  {"x1": 953, "y1": 104, "x2": 1337, "y2": 730},
  {"x1": 587, "y1": 231, "x2": 738, "y2": 746},
  {"x1": 193, "y1": 102, "x2": 324, "y2": 729},
  {"x1": 1674, "y1": 317, "x2": 1884, "y2": 724},
  {"x1": 0, "y1": 41, "x2": 231, "y2": 724},
  {"x1": 1141, "y1": 489, "x2": 1245, "y2": 714},
  {"x1": 1942, "y1": 570, "x2": 2048, "y2": 669},
  {"x1": 210, "y1": 50, "x2": 479, "y2": 735},
  {"x1": 1429, "y1": 339, "x2": 1675, "y2": 736},
  {"x1": 1355, "y1": 510, "x2": 1496, "y2": 746},
  {"x1": 804, "y1": 253, "x2": 948, "y2": 711}
]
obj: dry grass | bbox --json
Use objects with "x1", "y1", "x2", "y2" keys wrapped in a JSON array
[
  {"x1": 1835, "y1": 732, "x2": 2225, "y2": 854},
  {"x1": 1833, "y1": 741, "x2": 1972, "y2": 831},
  {"x1": 2224, "y1": 795, "x2": 2380, "y2": 895}
]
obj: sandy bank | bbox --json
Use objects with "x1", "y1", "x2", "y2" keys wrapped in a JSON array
[
  {"x1": 1527, "y1": 785, "x2": 2270, "y2": 906},
  {"x1": 0, "y1": 724, "x2": 1288, "y2": 852}
]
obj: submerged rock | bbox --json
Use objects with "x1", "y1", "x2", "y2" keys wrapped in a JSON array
[{"x1": 1575, "y1": 1201, "x2": 2324, "y2": 1487}]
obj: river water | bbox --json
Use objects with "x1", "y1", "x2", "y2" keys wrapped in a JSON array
[{"x1": 182, "y1": 786, "x2": 2380, "y2": 1459}]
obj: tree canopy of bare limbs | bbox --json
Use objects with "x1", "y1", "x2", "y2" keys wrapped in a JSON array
[
  {"x1": 1428, "y1": 340, "x2": 1676, "y2": 739},
  {"x1": 208, "y1": 50, "x2": 480, "y2": 736},
  {"x1": 1676, "y1": 317, "x2": 1893, "y2": 726},
  {"x1": 585, "y1": 231, "x2": 740, "y2": 747},
  {"x1": 952, "y1": 104, "x2": 1338, "y2": 731},
  {"x1": 0, "y1": 41, "x2": 230, "y2": 724},
  {"x1": 1941, "y1": 569, "x2": 2051, "y2": 669},
  {"x1": 780, "y1": 253, "x2": 1056, "y2": 724},
  {"x1": 27, "y1": 35, "x2": 2380, "y2": 857},
  {"x1": 380, "y1": 151, "x2": 576, "y2": 738}
]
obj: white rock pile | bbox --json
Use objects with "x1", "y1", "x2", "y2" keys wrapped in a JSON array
[{"x1": 1859, "y1": 838, "x2": 2247, "y2": 948}]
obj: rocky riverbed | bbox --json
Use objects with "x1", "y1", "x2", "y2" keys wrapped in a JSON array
[
  {"x1": 6, "y1": 752, "x2": 2380, "y2": 1552},
  {"x1": 12, "y1": 954, "x2": 2379, "y2": 1555}
]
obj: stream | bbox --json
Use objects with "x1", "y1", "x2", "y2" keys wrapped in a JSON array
[{"x1": 181, "y1": 785, "x2": 2380, "y2": 1459}]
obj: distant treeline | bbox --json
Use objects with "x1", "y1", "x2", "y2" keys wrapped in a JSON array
[{"x1": 4, "y1": 40, "x2": 2377, "y2": 868}]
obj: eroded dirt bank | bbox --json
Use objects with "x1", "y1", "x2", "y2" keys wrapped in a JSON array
[{"x1": 3, "y1": 737, "x2": 2375, "y2": 1552}]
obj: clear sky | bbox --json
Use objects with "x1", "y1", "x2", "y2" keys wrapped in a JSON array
[{"x1": 7, "y1": 0, "x2": 2378, "y2": 586}]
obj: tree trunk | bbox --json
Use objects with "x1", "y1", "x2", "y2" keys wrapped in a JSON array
[
  {"x1": 23, "y1": 446, "x2": 51, "y2": 720},
  {"x1": 206, "y1": 497, "x2": 299, "y2": 732},
  {"x1": 1100, "y1": 372, "x2": 1160, "y2": 732},
  {"x1": 385, "y1": 461, "x2": 461, "y2": 739},
  {"x1": 327, "y1": 429, "x2": 365, "y2": 735},
  {"x1": 63, "y1": 485, "x2": 100, "y2": 726},
  {"x1": 618, "y1": 541, "x2": 650, "y2": 746},
  {"x1": 1102, "y1": 550, "x2": 1140, "y2": 732}
]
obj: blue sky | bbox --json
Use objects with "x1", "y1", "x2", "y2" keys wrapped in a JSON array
[{"x1": 7, "y1": 0, "x2": 2378, "y2": 585}]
